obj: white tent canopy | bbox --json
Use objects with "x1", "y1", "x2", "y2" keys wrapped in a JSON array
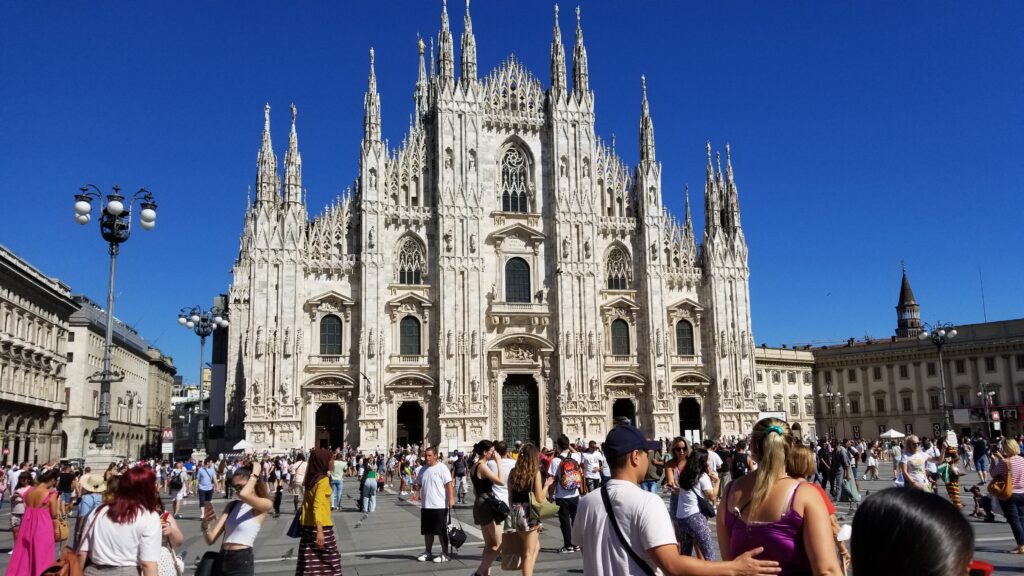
[
  {"x1": 232, "y1": 439, "x2": 252, "y2": 451},
  {"x1": 879, "y1": 429, "x2": 905, "y2": 439}
]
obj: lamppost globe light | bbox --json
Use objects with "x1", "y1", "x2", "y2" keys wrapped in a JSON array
[
  {"x1": 178, "y1": 315, "x2": 187, "y2": 325},
  {"x1": 75, "y1": 213, "x2": 91, "y2": 225},
  {"x1": 214, "y1": 316, "x2": 223, "y2": 324},
  {"x1": 139, "y1": 219, "x2": 156, "y2": 231},
  {"x1": 106, "y1": 199, "x2": 125, "y2": 216},
  {"x1": 190, "y1": 314, "x2": 200, "y2": 323},
  {"x1": 949, "y1": 329, "x2": 957, "y2": 338},
  {"x1": 919, "y1": 331, "x2": 929, "y2": 340},
  {"x1": 75, "y1": 200, "x2": 92, "y2": 215},
  {"x1": 140, "y1": 207, "x2": 157, "y2": 222},
  {"x1": 186, "y1": 321, "x2": 195, "y2": 329}
]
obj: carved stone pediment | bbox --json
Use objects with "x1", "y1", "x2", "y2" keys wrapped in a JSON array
[
  {"x1": 387, "y1": 293, "x2": 433, "y2": 320},
  {"x1": 306, "y1": 290, "x2": 355, "y2": 321},
  {"x1": 487, "y1": 223, "x2": 546, "y2": 246},
  {"x1": 503, "y1": 339, "x2": 538, "y2": 363}
]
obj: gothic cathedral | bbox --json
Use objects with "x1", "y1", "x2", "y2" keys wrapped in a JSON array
[{"x1": 224, "y1": 3, "x2": 759, "y2": 453}]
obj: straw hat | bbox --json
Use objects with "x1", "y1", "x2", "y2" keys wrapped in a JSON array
[{"x1": 79, "y1": 473, "x2": 107, "y2": 494}]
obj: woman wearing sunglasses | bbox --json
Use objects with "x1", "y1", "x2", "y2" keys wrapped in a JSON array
[{"x1": 201, "y1": 461, "x2": 274, "y2": 576}]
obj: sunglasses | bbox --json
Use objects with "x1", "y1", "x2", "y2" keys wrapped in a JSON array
[{"x1": 673, "y1": 446, "x2": 688, "y2": 452}]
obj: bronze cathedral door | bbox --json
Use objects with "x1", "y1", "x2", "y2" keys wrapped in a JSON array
[{"x1": 502, "y1": 374, "x2": 539, "y2": 445}]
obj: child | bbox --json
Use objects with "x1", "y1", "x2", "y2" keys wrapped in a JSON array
[{"x1": 967, "y1": 486, "x2": 995, "y2": 522}]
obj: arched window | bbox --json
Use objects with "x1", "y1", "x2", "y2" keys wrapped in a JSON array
[
  {"x1": 611, "y1": 319, "x2": 630, "y2": 355},
  {"x1": 675, "y1": 320, "x2": 694, "y2": 355},
  {"x1": 400, "y1": 316, "x2": 421, "y2": 355},
  {"x1": 500, "y1": 147, "x2": 529, "y2": 213},
  {"x1": 505, "y1": 257, "x2": 531, "y2": 303},
  {"x1": 397, "y1": 237, "x2": 425, "y2": 284},
  {"x1": 606, "y1": 247, "x2": 631, "y2": 290},
  {"x1": 319, "y1": 315, "x2": 342, "y2": 355}
]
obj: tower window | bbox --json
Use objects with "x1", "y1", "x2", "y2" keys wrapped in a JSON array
[
  {"x1": 319, "y1": 315, "x2": 342, "y2": 355},
  {"x1": 606, "y1": 247, "x2": 631, "y2": 290},
  {"x1": 675, "y1": 320, "x2": 694, "y2": 356},
  {"x1": 397, "y1": 237, "x2": 425, "y2": 285},
  {"x1": 611, "y1": 319, "x2": 630, "y2": 355},
  {"x1": 399, "y1": 316, "x2": 421, "y2": 355},
  {"x1": 504, "y1": 258, "x2": 531, "y2": 303}
]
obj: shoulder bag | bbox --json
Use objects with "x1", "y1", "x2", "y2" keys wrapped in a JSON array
[
  {"x1": 599, "y1": 487, "x2": 656, "y2": 576},
  {"x1": 692, "y1": 487, "x2": 716, "y2": 518},
  {"x1": 447, "y1": 508, "x2": 467, "y2": 550},
  {"x1": 989, "y1": 457, "x2": 1014, "y2": 501},
  {"x1": 529, "y1": 492, "x2": 559, "y2": 520}
]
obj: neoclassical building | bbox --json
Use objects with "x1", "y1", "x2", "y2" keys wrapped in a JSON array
[
  {"x1": 0, "y1": 245, "x2": 77, "y2": 465},
  {"x1": 224, "y1": 4, "x2": 764, "y2": 453}
]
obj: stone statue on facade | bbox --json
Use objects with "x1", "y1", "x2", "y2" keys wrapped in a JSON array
[
  {"x1": 471, "y1": 378, "x2": 480, "y2": 402},
  {"x1": 283, "y1": 328, "x2": 291, "y2": 357}
]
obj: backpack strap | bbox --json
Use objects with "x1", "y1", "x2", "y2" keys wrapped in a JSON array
[{"x1": 599, "y1": 487, "x2": 656, "y2": 576}]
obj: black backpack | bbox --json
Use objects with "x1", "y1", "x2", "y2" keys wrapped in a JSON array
[{"x1": 730, "y1": 451, "x2": 749, "y2": 479}]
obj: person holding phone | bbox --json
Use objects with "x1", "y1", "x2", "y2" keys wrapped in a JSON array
[{"x1": 201, "y1": 461, "x2": 274, "y2": 576}]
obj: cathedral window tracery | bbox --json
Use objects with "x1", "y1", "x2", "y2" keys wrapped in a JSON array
[
  {"x1": 397, "y1": 236, "x2": 426, "y2": 284},
  {"x1": 606, "y1": 246, "x2": 631, "y2": 290},
  {"x1": 319, "y1": 315, "x2": 343, "y2": 355},
  {"x1": 504, "y1": 257, "x2": 531, "y2": 303},
  {"x1": 500, "y1": 147, "x2": 529, "y2": 213}
]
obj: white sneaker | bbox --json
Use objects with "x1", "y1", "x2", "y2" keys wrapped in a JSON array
[
  {"x1": 416, "y1": 552, "x2": 431, "y2": 562},
  {"x1": 432, "y1": 554, "x2": 449, "y2": 563}
]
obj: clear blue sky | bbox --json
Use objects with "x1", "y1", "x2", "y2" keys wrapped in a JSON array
[{"x1": 2, "y1": 2, "x2": 1022, "y2": 383}]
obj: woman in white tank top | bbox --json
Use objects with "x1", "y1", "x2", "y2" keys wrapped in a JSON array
[{"x1": 200, "y1": 461, "x2": 274, "y2": 576}]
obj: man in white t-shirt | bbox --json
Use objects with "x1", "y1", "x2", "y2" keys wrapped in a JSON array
[
  {"x1": 703, "y1": 439, "x2": 724, "y2": 496},
  {"x1": 548, "y1": 435, "x2": 586, "y2": 553},
  {"x1": 415, "y1": 447, "x2": 454, "y2": 563},
  {"x1": 573, "y1": 424, "x2": 779, "y2": 576},
  {"x1": 581, "y1": 441, "x2": 607, "y2": 492},
  {"x1": 488, "y1": 440, "x2": 517, "y2": 530}
]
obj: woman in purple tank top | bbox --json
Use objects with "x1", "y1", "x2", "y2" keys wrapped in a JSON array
[{"x1": 717, "y1": 418, "x2": 843, "y2": 576}]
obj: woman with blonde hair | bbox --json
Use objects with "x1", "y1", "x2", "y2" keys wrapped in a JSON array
[
  {"x1": 787, "y1": 444, "x2": 849, "y2": 571},
  {"x1": 506, "y1": 444, "x2": 548, "y2": 576},
  {"x1": 717, "y1": 418, "x2": 842, "y2": 576},
  {"x1": 992, "y1": 437, "x2": 1024, "y2": 554}
]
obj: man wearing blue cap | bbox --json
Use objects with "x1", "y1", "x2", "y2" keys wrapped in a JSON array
[{"x1": 573, "y1": 424, "x2": 779, "y2": 576}]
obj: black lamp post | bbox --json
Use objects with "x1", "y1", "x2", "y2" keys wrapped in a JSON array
[
  {"x1": 919, "y1": 321, "x2": 957, "y2": 432},
  {"x1": 177, "y1": 305, "x2": 228, "y2": 451},
  {"x1": 74, "y1": 184, "x2": 158, "y2": 448},
  {"x1": 820, "y1": 386, "x2": 843, "y2": 441}
]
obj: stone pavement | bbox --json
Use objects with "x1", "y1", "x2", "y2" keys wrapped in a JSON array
[{"x1": 0, "y1": 471, "x2": 1022, "y2": 575}]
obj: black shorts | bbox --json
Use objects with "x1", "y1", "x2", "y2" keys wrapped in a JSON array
[{"x1": 420, "y1": 507, "x2": 448, "y2": 536}]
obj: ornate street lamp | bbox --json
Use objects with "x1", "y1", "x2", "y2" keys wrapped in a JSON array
[
  {"x1": 74, "y1": 184, "x2": 158, "y2": 448},
  {"x1": 919, "y1": 321, "x2": 957, "y2": 432},
  {"x1": 177, "y1": 305, "x2": 228, "y2": 450},
  {"x1": 978, "y1": 383, "x2": 996, "y2": 438},
  {"x1": 819, "y1": 387, "x2": 843, "y2": 440}
]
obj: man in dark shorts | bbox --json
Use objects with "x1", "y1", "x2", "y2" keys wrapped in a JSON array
[{"x1": 415, "y1": 447, "x2": 454, "y2": 563}]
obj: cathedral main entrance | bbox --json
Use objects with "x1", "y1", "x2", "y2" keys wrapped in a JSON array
[
  {"x1": 679, "y1": 398, "x2": 701, "y2": 443},
  {"x1": 396, "y1": 402, "x2": 424, "y2": 446},
  {"x1": 502, "y1": 374, "x2": 539, "y2": 445},
  {"x1": 612, "y1": 399, "x2": 637, "y2": 426},
  {"x1": 315, "y1": 404, "x2": 344, "y2": 450}
]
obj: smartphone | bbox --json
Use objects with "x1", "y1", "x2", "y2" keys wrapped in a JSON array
[
  {"x1": 160, "y1": 511, "x2": 170, "y2": 523},
  {"x1": 203, "y1": 502, "x2": 216, "y2": 520}
]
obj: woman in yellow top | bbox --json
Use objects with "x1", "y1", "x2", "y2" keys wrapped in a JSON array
[{"x1": 295, "y1": 448, "x2": 342, "y2": 575}]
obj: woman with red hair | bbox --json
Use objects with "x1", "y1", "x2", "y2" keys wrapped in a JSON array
[{"x1": 79, "y1": 466, "x2": 163, "y2": 576}]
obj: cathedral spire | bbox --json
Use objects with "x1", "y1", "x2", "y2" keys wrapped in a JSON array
[
  {"x1": 256, "y1": 103, "x2": 279, "y2": 206},
  {"x1": 723, "y1": 143, "x2": 741, "y2": 231},
  {"x1": 437, "y1": 0, "x2": 455, "y2": 87},
  {"x1": 364, "y1": 48, "x2": 381, "y2": 143},
  {"x1": 460, "y1": 0, "x2": 477, "y2": 85},
  {"x1": 703, "y1": 141, "x2": 719, "y2": 234},
  {"x1": 572, "y1": 6, "x2": 589, "y2": 98},
  {"x1": 550, "y1": 4, "x2": 567, "y2": 100},
  {"x1": 639, "y1": 75, "x2": 655, "y2": 163},
  {"x1": 415, "y1": 35, "x2": 428, "y2": 121},
  {"x1": 684, "y1": 183, "x2": 693, "y2": 229},
  {"x1": 284, "y1": 103, "x2": 302, "y2": 204}
]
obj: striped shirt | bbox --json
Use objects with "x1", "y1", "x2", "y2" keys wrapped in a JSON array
[{"x1": 992, "y1": 455, "x2": 1024, "y2": 494}]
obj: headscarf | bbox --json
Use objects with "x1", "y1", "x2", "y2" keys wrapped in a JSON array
[{"x1": 304, "y1": 448, "x2": 332, "y2": 489}]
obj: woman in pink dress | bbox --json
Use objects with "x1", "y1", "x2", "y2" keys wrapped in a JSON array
[{"x1": 8, "y1": 467, "x2": 60, "y2": 576}]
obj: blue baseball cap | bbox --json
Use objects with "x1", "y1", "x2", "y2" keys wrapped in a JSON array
[{"x1": 604, "y1": 424, "x2": 661, "y2": 460}]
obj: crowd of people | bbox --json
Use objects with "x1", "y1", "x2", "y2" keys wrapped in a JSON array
[{"x1": 0, "y1": 424, "x2": 1020, "y2": 576}]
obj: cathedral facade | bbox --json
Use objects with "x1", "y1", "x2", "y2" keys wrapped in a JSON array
[{"x1": 224, "y1": 3, "x2": 761, "y2": 453}]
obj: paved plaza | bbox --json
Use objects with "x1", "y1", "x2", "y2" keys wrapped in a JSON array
[{"x1": 0, "y1": 472, "x2": 1022, "y2": 575}]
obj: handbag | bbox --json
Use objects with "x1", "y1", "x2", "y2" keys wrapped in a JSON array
[
  {"x1": 692, "y1": 488, "x2": 716, "y2": 518},
  {"x1": 988, "y1": 458, "x2": 1013, "y2": 501},
  {"x1": 194, "y1": 551, "x2": 220, "y2": 576},
  {"x1": 501, "y1": 531, "x2": 524, "y2": 571},
  {"x1": 157, "y1": 541, "x2": 185, "y2": 576},
  {"x1": 529, "y1": 492, "x2": 559, "y2": 520},
  {"x1": 600, "y1": 487, "x2": 655, "y2": 576},
  {"x1": 53, "y1": 515, "x2": 70, "y2": 542},
  {"x1": 447, "y1": 509, "x2": 468, "y2": 550},
  {"x1": 483, "y1": 493, "x2": 510, "y2": 523}
]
